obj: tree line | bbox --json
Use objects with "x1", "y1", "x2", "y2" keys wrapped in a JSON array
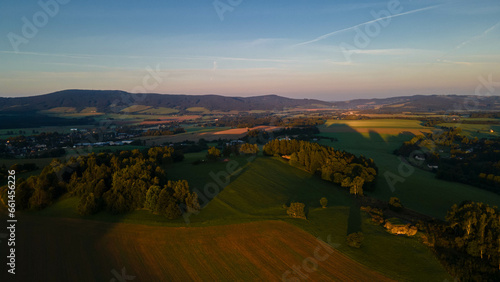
[{"x1": 263, "y1": 140, "x2": 377, "y2": 195}]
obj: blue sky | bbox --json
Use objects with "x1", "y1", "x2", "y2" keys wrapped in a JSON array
[{"x1": 0, "y1": 0, "x2": 499, "y2": 100}]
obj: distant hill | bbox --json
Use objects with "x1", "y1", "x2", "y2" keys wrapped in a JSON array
[
  {"x1": 332, "y1": 95, "x2": 500, "y2": 113},
  {"x1": 0, "y1": 90, "x2": 499, "y2": 114},
  {"x1": 0, "y1": 90, "x2": 333, "y2": 113}
]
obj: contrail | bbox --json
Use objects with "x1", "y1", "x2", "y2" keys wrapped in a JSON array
[
  {"x1": 294, "y1": 4, "x2": 442, "y2": 46},
  {"x1": 454, "y1": 21, "x2": 500, "y2": 50}
]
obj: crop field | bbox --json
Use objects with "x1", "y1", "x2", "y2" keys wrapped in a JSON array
[
  {"x1": 7, "y1": 217, "x2": 394, "y2": 282},
  {"x1": 317, "y1": 120, "x2": 500, "y2": 219},
  {"x1": 136, "y1": 107, "x2": 179, "y2": 115},
  {"x1": 322, "y1": 119, "x2": 432, "y2": 135}
]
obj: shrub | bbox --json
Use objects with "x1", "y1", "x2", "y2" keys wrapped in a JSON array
[
  {"x1": 346, "y1": 232, "x2": 364, "y2": 248},
  {"x1": 389, "y1": 197, "x2": 403, "y2": 212},
  {"x1": 320, "y1": 197, "x2": 328, "y2": 208}
]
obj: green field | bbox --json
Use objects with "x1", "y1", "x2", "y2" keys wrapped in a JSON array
[
  {"x1": 439, "y1": 122, "x2": 500, "y2": 137},
  {"x1": 186, "y1": 107, "x2": 210, "y2": 113},
  {"x1": 317, "y1": 120, "x2": 500, "y2": 219},
  {"x1": 137, "y1": 107, "x2": 179, "y2": 115}
]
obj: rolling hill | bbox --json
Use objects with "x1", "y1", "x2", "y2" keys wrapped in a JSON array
[
  {"x1": 0, "y1": 89, "x2": 333, "y2": 112},
  {"x1": 1, "y1": 90, "x2": 499, "y2": 115}
]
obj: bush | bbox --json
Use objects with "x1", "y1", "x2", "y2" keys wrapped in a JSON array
[
  {"x1": 287, "y1": 202, "x2": 306, "y2": 219},
  {"x1": 206, "y1": 146, "x2": 221, "y2": 161},
  {"x1": 389, "y1": 197, "x2": 403, "y2": 212},
  {"x1": 320, "y1": 197, "x2": 328, "y2": 208},
  {"x1": 346, "y1": 232, "x2": 364, "y2": 248}
]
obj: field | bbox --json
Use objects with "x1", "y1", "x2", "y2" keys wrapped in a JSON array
[
  {"x1": 139, "y1": 126, "x2": 279, "y2": 145},
  {"x1": 36, "y1": 154, "x2": 451, "y2": 281},
  {"x1": 136, "y1": 107, "x2": 179, "y2": 115},
  {"x1": 322, "y1": 119, "x2": 432, "y2": 136},
  {"x1": 317, "y1": 120, "x2": 500, "y2": 219},
  {"x1": 439, "y1": 122, "x2": 500, "y2": 137},
  {"x1": 5, "y1": 217, "x2": 393, "y2": 281}
]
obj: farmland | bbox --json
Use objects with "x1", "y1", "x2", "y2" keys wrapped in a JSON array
[
  {"x1": 7, "y1": 217, "x2": 393, "y2": 282},
  {"x1": 33, "y1": 154, "x2": 451, "y2": 281}
]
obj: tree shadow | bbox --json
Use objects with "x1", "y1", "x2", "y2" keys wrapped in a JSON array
[{"x1": 347, "y1": 201, "x2": 362, "y2": 235}]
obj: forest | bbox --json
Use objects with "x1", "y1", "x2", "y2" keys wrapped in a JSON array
[{"x1": 3, "y1": 147, "x2": 199, "y2": 218}]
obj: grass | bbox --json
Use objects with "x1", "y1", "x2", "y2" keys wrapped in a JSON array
[
  {"x1": 137, "y1": 107, "x2": 179, "y2": 115},
  {"x1": 186, "y1": 107, "x2": 210, "y2": 113}
]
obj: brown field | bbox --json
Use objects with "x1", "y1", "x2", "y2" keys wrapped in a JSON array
[{"x1": 10, "y1": 216, "x2": 393, "y2": 281}]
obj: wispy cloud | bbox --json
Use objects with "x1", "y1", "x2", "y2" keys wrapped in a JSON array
[
  {"x1": 436, "y1": 59, "x2": 473, "y2": 66},
  {"x1": 293, "y1": 5, "x2": 443, "y2": 46},
  {"x1": 0, "y1": 50, "x2": 292, "y2": 64}
]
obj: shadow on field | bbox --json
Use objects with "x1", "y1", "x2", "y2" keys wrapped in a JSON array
[
  {"x1": 347, "y1": 202, "x2": 362, "y2": 235},
  {"x1": 1, "y1": 210, "x2": 139, "y2": 282}
]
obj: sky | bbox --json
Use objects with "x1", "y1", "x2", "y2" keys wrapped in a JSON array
[{"x1": 0, "y1": 0, "x2": 499, "y2": 101}]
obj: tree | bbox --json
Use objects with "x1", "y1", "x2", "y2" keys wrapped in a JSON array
[
  {"x1": 346, "y1": 232, "x2": 364, "y2": 248},
  {"x1": 287, "y1": 202, "x2": 306, "y2": 219},
  {"x1": 349, "y1": 176, "x2": 364, "y2": 196},
  {"x1": 320, "y1": 197, "x2": 328, "y2": 208},
  {"x1": 206, "y1": 146, "x2": 221, "y2": 161},
  {"x1": 239, "y1": 143, "x2": 259, "y2": 155},
  {"x1": 163, "y1": 199, "x2": 182, "y2": 219},
  {"x1": 77, "y1": 192, "x2": 100, "y2": 215},
  {"x1": 145, "y1": 185, "x2": 161, "y2": 212}
]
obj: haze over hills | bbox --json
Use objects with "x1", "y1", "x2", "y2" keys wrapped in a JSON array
[{"x1": 0, "y1": 89, "x2": 499, "y2": 113}]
